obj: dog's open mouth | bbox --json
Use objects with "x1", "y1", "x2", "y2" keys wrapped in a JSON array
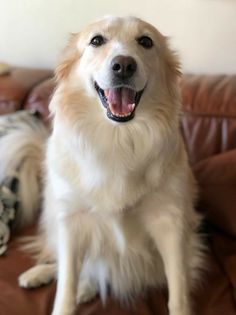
[{"x1": 95, "y1": 82, "x2": 144, "y2": 122}]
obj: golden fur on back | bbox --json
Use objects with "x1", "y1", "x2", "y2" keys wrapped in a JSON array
[{"x1": 19, "y1": 16, "x2": 204, "y2": 315}]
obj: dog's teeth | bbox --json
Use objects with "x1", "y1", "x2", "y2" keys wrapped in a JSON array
[
  {"x1": 110, "y1": 111, "x2": 133, "y2": 118},
  {"x1": 108, "y1": 102, "x2": 133, "y2": 118}
]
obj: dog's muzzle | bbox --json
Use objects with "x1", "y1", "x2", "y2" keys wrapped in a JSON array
[{"x1": 95, "y1": 55, "x2": 144, "y2": 123}]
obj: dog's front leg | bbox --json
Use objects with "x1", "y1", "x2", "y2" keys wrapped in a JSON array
[
  {"x1": 52, "y1": 213, "x2": 82, "y2": 315},
  {"x1": 148, "y1": 206, "x2": 192, "y2": 315}
]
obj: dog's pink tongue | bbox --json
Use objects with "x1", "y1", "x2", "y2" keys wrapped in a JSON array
[{"x1": 106, "y1": 88, "x2": 136, "y2": 114}]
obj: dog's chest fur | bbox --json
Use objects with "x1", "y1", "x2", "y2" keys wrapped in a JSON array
[
  {"x1": 47, "y1": 130, "x2": 167, "y2": 299},
  {"x1": 43, "y1": 115, "x2": 179, "y2": 301},
  {"x1": 49, "y1": 123, "x2": 162, "y2": 214},
  {"x1": 78, "y1": 210, "x2": 165, "y2": 301}
]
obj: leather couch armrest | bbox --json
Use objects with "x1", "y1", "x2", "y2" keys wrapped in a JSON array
[
  {"x1": 24, "y1": 78, "x2": 56, "y2": 125},
  {"x1": 0, "y1": 67, "x2": 53, "y2": 115}
]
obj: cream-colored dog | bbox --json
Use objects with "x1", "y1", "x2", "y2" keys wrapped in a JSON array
[{"x1": 18, "y1": 16, "x2": 204, "y2": 315}]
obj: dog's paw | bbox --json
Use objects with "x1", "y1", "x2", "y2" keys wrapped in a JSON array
[
  {"x1": 76, "y1": 281, "x2": 97, "y2": 304},
  {"x1": 19, "y1": 264, "x2": 55, "y2": 288}
]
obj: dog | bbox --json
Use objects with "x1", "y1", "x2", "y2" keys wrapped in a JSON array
[{"x1": 17, "y1": 16, "x2": 204, "y2": 315}]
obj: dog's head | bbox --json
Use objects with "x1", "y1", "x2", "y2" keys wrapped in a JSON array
[{"x1": 53, "y1": 16, "x2": 181, "y2": 125}]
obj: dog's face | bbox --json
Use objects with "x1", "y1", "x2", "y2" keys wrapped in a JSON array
[{"x1": 55, "y1": 16, "x2": 180, "y2": 125}]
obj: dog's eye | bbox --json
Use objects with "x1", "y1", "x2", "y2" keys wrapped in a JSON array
[
  {"x1": 137, "y1": 36, "x2": 153, "y2": 49},
  {"x1": 90, "y1": 35, "x2": 106, "y2": 47}
]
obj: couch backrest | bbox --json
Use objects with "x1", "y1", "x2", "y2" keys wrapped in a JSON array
[{"x1": 180, "y1": 74, "x2": 236, "y2": 165}]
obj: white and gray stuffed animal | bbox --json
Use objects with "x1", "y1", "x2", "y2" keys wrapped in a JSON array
[
  {"x1": 0, "y1": 110, "x2": 48, "y2": 255},
  {"x1": 0, "y1": 176, "x2": 18, "y2": 255}
]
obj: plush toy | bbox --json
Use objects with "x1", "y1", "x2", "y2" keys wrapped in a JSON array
[
  {"x1": 0, "y1": 176, "x2": 19, "y2": 255},
  {"x1": 0, "y1": 110, "x2": 48, "y2": 256}
]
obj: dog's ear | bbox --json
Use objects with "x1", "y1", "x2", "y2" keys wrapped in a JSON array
[{"x1": 55, "y1": 33, "x2": 80, "y2": 82}]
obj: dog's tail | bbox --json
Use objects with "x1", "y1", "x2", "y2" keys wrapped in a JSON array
[{"x1": 0, "y1": 111, "x2": 49, "y2": 228}]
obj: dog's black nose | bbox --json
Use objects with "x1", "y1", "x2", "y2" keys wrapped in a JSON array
[{"x1": 111, "y1": 56, "x2": 137, "y2": 79}]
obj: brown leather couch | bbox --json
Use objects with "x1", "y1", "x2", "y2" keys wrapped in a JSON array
[{"x1": 0, "y1": 67, "x2": 236, "y2": 315}]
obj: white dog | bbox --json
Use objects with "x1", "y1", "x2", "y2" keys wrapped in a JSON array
[{"x1": 18, "y1": 16, "x2": 204, "y2": 315}]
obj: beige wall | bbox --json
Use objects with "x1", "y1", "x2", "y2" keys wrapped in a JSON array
[{"x1": 0, "y1": 0, "x2": 236, "y2": 74}]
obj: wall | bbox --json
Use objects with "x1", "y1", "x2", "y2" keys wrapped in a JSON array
[{"x1": 0, "y1": 0, "x2": 236, "y2": 74}]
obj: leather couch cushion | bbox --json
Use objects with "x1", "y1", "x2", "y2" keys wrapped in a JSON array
[
  {"x1": 194, "y1": 149, "x2": 236, "y2": 237},
  {"x1": 1, "y1": 227, "x2": 236, "y2": 315}
]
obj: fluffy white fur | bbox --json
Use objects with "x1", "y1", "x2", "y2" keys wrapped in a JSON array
[{"x1": 18, "y1": 16, "x2": 204, "y2": 315}]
